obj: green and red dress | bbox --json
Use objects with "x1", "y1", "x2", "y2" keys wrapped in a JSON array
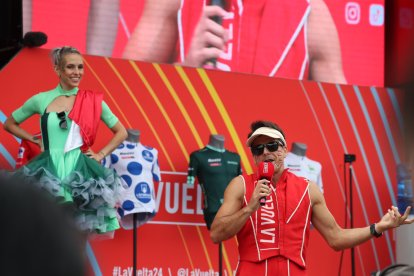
[{"x1": 12, "y1": 84, "x2": 122, "y2": 234}]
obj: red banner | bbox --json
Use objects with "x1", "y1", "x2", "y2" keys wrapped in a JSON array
[{"x1": 0, "y1": 48, "x2": 402, "y2": 275}]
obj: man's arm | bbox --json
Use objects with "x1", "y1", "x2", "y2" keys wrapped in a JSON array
[
  {"x1": 307, "y1": 0, "x2": 346, "y2": 84},
  {"x1": 85, "y1": 121, "x2": 127, "y2": 162},
  {"x1": 210, "y1": 176, "x2": 271, "y2": 243},
  {"x1": 86, "y1": 0, "x2": 120, "y2": 57},
  {"x1": 123, "y1": 0, "x2": 181, "y2": 62},
  {"x1": 181, "y1": 5, "x2": 228, "y2": 67},
  {"x1": 310, "y1": 182, "x2": 414, "y2": 251},
  {"x1": 123, "y1": 0, "x2": 227, "y2": 66}
]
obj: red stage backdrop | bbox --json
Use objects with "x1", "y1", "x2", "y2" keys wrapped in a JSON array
[{"x1": 0, "y1": 49, "x2": 403, "y2": 276}]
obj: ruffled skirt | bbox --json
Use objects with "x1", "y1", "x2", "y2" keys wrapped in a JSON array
[{"x1": 13, "y1": 151, "x2": 122, "y2": 234}]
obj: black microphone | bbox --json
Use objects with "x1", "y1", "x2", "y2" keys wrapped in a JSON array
[
  {"x1": 258, "y1": 162, "x2": 274, "y2": 206},
  {"x1": 22, "y1": 32, "x2": 48, "y2": 48},
  {"x1": 205, "y1": 0, "x2": 226, "y2": 68},
  {"x1": 210, "y1": 0, "x2": 225, "y2": 25}
]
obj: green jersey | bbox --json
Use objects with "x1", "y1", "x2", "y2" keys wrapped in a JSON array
[{"x1": 187, "y1": 145, "x2": 242, "y2": 216}]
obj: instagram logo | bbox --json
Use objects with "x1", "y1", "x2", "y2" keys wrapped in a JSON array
[{"x1": 345, "y1": 2, "x2": 361, "y2": 25}]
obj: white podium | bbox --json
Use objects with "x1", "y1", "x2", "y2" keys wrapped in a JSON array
[{"x1": 396, "y1": 215, "x2": 414, "y2": 265}]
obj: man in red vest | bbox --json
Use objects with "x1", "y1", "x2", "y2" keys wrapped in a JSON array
[
  {"x1": 210, "y1": 120, "x2": 414, "y2": 276},
  {"x1": 123, "y1": 0, "x2": 346, "y2": 84}
]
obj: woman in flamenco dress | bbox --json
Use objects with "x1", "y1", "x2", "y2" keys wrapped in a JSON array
[{"x1": 3, "y1": 46, "x2": 128, "y2": 236}]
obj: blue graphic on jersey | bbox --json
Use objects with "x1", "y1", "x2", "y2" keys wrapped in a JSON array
[
  {"x1": 127, "y1": 161, "x2": 143, "y2": 175},
  {"x1": 101, "y1": 157, "x2": 106, "y2": 166},
  {"x1": 135, "y1": 182, "x2": 152, "y2": 203},
  {"x1": 142, "y1": 150, "x2": 154, "y2": 162},
  {"x1": 110, "y1": 153, "x2": 119, "y2": 164},
  {"x1": 121, "y1": 174, "x2": 133, "y2": 187},
  {"x1": 122, "y1": 200, "x2": 135, "y2": 211},
  {"x1": 152, "y1": 172, "x2": 160, "y2": 182},
  {"x1": 126, "y1": 143, "x2": 136, "y2": 149},
  {"x1": 144, "y1": 145, "x2": 153, "y2": 150},
  {"x1": 117, "y1": 143, "x2": 125, "y2": 149}
]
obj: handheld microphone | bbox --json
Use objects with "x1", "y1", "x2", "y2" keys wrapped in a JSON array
[
  {"x1": 258, "y1": 162, "x2": 274, "y2": 206},
  {"x1": 205, "y1": 0, "x2": 226, "y2": 68},
  {"x1": 210, "y1": 0, "x2": 225, "y2": 24}
]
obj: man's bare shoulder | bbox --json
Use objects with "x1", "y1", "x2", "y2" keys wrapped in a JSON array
[
  {"x1": 225, "y1": 175, "x2": 245, "y2": 198},
  {"x1": 307, "y1": 180, "x2": 325, "y2": 206}
]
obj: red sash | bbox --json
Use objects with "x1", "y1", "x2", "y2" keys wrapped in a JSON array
[{"x1": 68, "y1": 89, "x2": 103, "y2": 152}]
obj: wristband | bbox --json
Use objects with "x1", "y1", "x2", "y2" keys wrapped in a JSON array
[
  {"x1": 99, "y1": 151, "x2": 105, "y2": 158},
  {"x1": 370, "y1": 223, "x2": 382, "y2": 238}
]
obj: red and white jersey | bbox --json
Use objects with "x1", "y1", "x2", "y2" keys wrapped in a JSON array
[
  {"x1": 177, "y1": 0, "x2": 310, "y2": 79},
  {"x1": 284, "y1": 152, "x2": 323, "y2": 193},
  {"x1": 237, "y1": 169, "x2": 312, "y2": 268},
  {"x1": 15, "y1": 132, "x2": 42, "y2": 169}
]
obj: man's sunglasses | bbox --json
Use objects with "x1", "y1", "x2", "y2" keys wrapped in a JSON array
[
  {"x1": 250, "y1": 141, "x2": 282, "y2": 156},
  {"x1": 57, "y1": 111, "x2": 67, "y2": 129}
]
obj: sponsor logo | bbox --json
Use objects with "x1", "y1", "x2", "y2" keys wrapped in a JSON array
[
  {"x1": 369, "y1": 4, "x2": 384, "y2": 26},
  {"x1": 121, "y1": 156, "x2": 135, "y2": 159},
  {"x1": 142, "y1": 150, "x2": 154, "y2": 162},
  {"x1": 345, "y1": 2, "x2": 361, "y2": 25},
  {"x1": 208, "y1": 158, "x2": 221, "y2": 163},
  {"x1": 135, "y1": 182, "x2": 152, "y2": 203},
  {"x1": 227, "y1": 161, "x2": 239, "y2": 165},
  {"x1": 263, "y1": 162, "x2": 269, "y2": 173},
  {"x1": 119, "y1": 152, "x2": 135, "y2": 155}
]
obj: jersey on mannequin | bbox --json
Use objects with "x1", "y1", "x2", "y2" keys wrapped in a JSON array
[
  {"x1": 103, "y1": 129, "x2": 161, "y2": 229},
  {"x1": 284, "y1": 142, "x2": 323, "y2": 192},
  {"x1": 15, "y1": 132, "x2": 42, "y2": 169},
  {"x1": 187, "y1": 134, "x2": 242, "y2": 229}
]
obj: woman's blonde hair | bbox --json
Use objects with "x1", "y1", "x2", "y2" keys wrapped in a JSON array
[{"x1": 50, "y1": 46, "x2": 81, "y2": 69}]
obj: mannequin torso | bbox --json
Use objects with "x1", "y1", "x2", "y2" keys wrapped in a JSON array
[
  {"x1": 207, "y1": 134, "x2": 225, "y2": 151},
  {"x1": 290, "y1": 142, "x2": 307, "y2": 157},
  {"x1": 126, "y1": 129, "x2": 140, "y2": 143}
]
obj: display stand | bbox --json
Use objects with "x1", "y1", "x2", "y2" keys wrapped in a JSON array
[
  {"x1": 219, "y1": 242, "x2": 222, "y2": 276},
  {"x1": 133, "y1": 213, "x2": 137, "y2": 275},
  {"x1": 345, "y1": 154, "x2": 356, "y2": 276}
]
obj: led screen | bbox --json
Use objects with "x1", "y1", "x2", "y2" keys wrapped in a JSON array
[{"x1": 24, "y1": 0, "x2": 384, "y2": 86}]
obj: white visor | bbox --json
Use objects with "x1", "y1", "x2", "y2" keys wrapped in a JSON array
[{"x1": 246, "y1": 127, "x2": 286, "y2": 147}]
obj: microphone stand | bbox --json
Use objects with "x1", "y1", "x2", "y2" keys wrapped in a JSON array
[{"x1": 344, "y1": 154, "x2": 356, "y2": 276}]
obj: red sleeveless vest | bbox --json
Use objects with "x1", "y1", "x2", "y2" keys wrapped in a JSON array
[{"x1": 237, "y1": 169, "x2": 311, "y2": 268}]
